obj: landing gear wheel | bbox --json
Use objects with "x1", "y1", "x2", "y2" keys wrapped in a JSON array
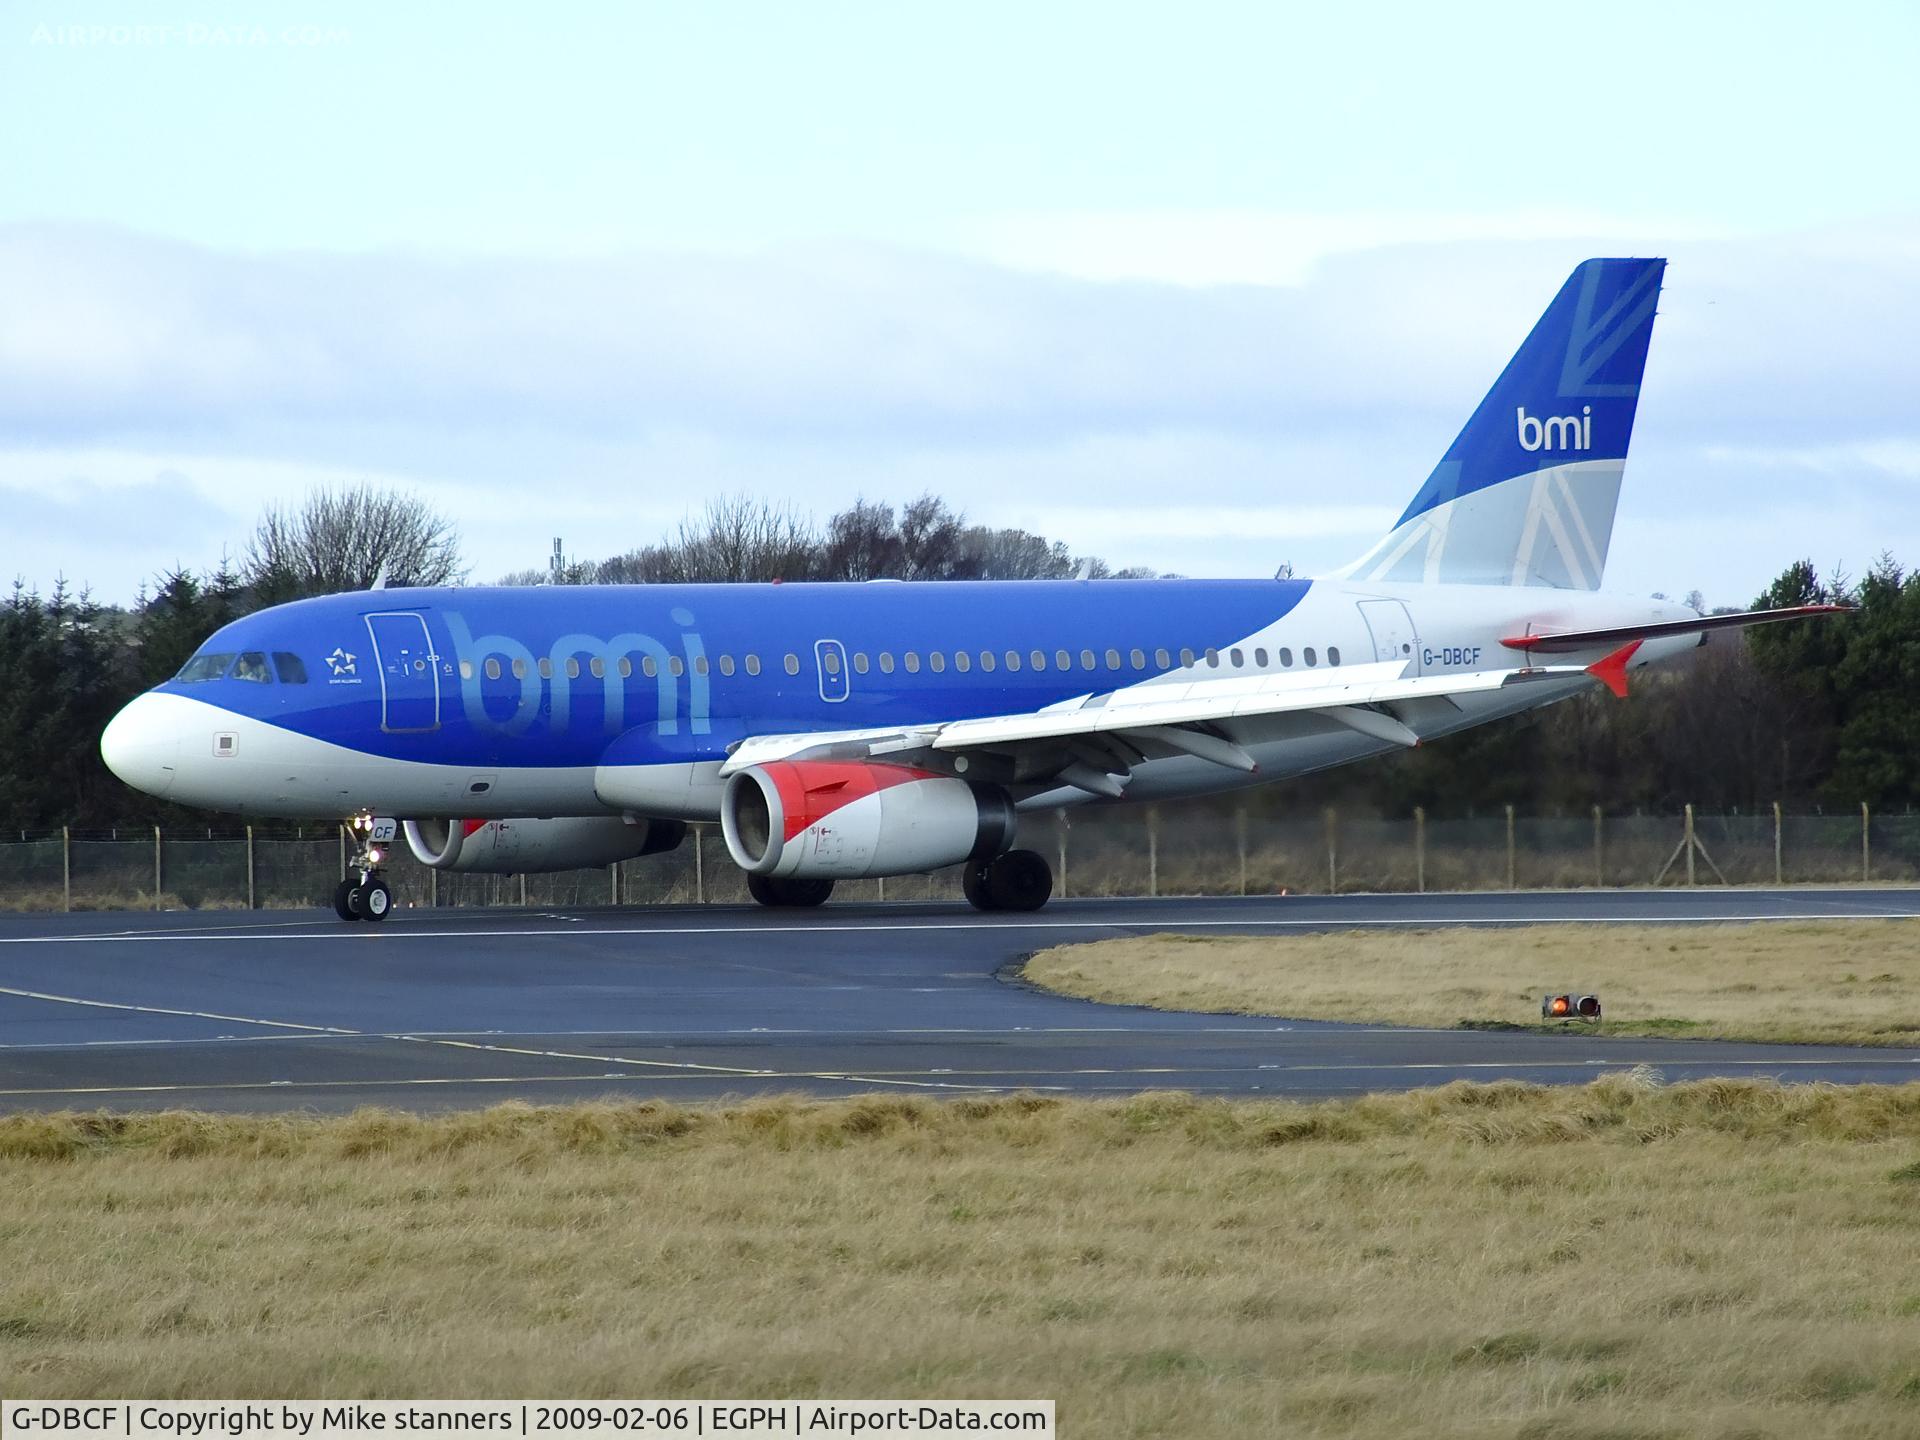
[
  {"x1": 966, "y1": 849, "x2": 1053, "y2": 913},
  {"x1": 333, "y1": 880, "x2": 361, "y2": 922},
  {"x1": 359, "y1": 879, "x2": 393, "y2": 922},
  {"x1": 747, "y1": 874, "x2": 835, "y2": 908}
]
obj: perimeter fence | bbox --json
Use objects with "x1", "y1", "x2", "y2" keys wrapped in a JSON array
[{"x1": 1, "y1": 803, "x2": 1914, "y2": 914}]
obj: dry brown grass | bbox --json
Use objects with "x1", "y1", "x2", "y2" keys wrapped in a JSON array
[
  {"x1": 3, "y1": 1085, "x2": 1920, "y2": 1437},
  {"x1": 1023, "y1": 921, "x2": 1920, "y2": 1046}
]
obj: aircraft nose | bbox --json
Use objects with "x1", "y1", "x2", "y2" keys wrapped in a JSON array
[{"x1": 101, "y1": 692, "x2": 181, "y2": 798}]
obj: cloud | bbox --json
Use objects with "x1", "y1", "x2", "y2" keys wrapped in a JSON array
[{"x1": 1, "y1": 218, "x2": 1917, "y2": 604}]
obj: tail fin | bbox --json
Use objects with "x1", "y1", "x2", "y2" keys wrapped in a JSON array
[{"x1": 1341, "y1": 257, "x2": 1665, "y2": 589}]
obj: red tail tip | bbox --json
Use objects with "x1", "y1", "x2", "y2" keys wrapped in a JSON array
[{"x1": 1586, "y1": 639, "x2": 1643, "y2": 698}]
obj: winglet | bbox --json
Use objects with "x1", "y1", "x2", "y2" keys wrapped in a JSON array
[{"x1": 1586, "y1": 639, "x2": 1643, "y2": 698}]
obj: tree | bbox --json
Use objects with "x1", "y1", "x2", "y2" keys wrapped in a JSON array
[
  {"x1": 0, "y1": 581, "x2": 127, "y2": 826},
  {"x1": 243, "y1": 486, "x2": 465, "y2": 604},
  {"x1": 131, "y1": 564, "x2": 247, "y2": 686}
]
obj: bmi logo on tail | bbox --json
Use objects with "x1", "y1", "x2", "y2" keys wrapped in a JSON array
[{"x1": 1516, "y1": 405, "x2": 1592, "y2": 452}]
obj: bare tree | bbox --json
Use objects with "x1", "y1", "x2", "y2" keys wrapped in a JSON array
[{"x1": 244, "y1": 486, "x2": 465, "y2": 603}]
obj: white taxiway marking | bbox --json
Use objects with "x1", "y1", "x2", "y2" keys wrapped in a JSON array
[{"x1": 3, "y1": 910, "x2": 1918, "y2": 946}]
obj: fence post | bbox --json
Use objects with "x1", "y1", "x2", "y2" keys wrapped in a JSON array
[
  {"x1": 1147, "y1": 808, "x2": 1159, "y2": 898},
  {"x1": 339, "y1": 825, "x2": 348, "y2": 882},
  {"x1": 62, "y1": 825, "x2": 71, "y2": 913},
  {"x1": 1505, "y1": 804, "x2": 1516, "y2": 891},
  {"x1": 430, "y1": 866, "x2": 439, "y2": 909},
  {"x1": 153, "y1": 825, "x2": 162, "y2": 908},
  {"x1": 1862, "y1": 800, "x2": 1871, "y2": 882},
  {"x1": 517, "y1": 873, "x2": 528, "y2": 907},
  {"x1": 1592, "y1": 806, "x2": 1604, "y2": 888},
  {"x1": 876, "y1": 874, "x2": 885, "y2": 902},
  {"x1": 1057, "y1": 813, "x2": 1069, "y2": 898},
  {"x1": 1414, "y1": 806, "x2": 1426, "y2": 894},
  {"x1": 1324, "y1": 807, "x2": 1338, "y2": 894},
  {"x1": 246, "y1": 825, "x2": 256, "y2": 910},
  {"x1": 1685, "y1": 804, "x2": 1696, "y2": 886},
  {"x1": 695, "y1": 825, "x2": 706, "y2": 903},
  {"x1": 1235, "y1": 806, "x2": 1248, "y2": 896},
  {"x1": 1773, "y1": 801, "x2": 1783, "y2": 885}
]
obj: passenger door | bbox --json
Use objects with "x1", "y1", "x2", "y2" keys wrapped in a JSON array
[
  {"x1": 365, "y1": 611, "x2": 442, "y2": 732},
  {"x1": 1356, "y1": 599, "x2": 1421, "y2": 676}
]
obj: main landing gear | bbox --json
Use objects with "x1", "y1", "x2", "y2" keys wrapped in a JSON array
[
  {"x1": 964, "y1": 849, "x2": 1053, "y2": 913},
  {"x1": 747, "y1": 875, "x2": 836, "y2": 908},
  {"x1": 333, "y1": 813, "x2": 394, "y2": 923}
]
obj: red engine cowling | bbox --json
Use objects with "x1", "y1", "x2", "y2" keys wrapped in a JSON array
[
  {"x1": 403, "y1": 815, "x2": 686, "y2": 873},
  {"x1": 720, "y1": 761, "x2": 1015, "y2": 879}
]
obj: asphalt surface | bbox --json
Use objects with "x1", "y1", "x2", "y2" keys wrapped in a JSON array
[{"x1": 1, "y1": 889, "x2": 1917, "y2": 1112}]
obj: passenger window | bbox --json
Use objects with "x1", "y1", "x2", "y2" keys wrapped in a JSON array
[
  {"x1": 1229, "y1": 648, "x2": 1244, "y2": 668},
  {"x1": 1054, "y1": 649, "x2": 1071, "y2": 671},
  {"x1": 696, "y1": 656, "x2": 711, "y2": 676},
  {"x1": 231, "y1": 652, "x2": 273, "y2": 683},
  {"x1": 1180, "y1": 647, "x2": 1195, "y2": 668},
  {"x1": 459, "y1": 660, "x2": 474, "y2": 680},
  {"x1": 978, "y1": 651, "x2": 995, "y2": 673},
  {"x1": 485, "y1": 658, "x2": 502, "y2": 680},
  {"x1": 1254, "y1": 648, "x2": 1268, "y2": 668},
  {"x1": 1105, "y1": 648, "x2": 1121, "y2": 670},
  {"x1": 878, "y1": 652, "x2": 895, "y2": 673},
  {"x1": 618, "y1": 657, "x2": 632, "y2": 678},
  {"x1": 905, "y1": 652, "x2": 921, "y2": 673},
  {"x1": 1129, "y1": 648, "x2": 1146, "y2": 669},
  {"x1": 512, "y1": 658, "x2": 528, "y2": 679},
  {"x1": 1205, "y1": 648, "x2": 1220, "y2": 668},
  {"x1": 642, "y1": 656, "x2": 658, "y2": 678},
  {"x1": 589, "y1": 657, "x2": 606, "y2": 678},
  {"x1": 784, "y1": 654, "x2": 800, "y2": 675},
  {"x1": 272, "y1": 652, "x2": 308, "y2": 684},
  {"x1": 1279, "y1": 648, "x2": 1292, "y2": 667},
  {"x1": 746, "y1": 655, "x2": 761, "y2": 676},
  {"x1": 1305, "y1": 647, "x2": 1318, "y2": 666},
  {"x1": 1328, "y1": 646, "x2": 1341, "y2": 666},
  {"x1": 670, "y1": 656, "x2": 686, "y2": 677},
  {"x1": 719, "y1": 655, "x2": 736, "y2": 676},
  {"x1": 1154, "y1": 647, "x2": 1170, "y2": 668},
  {"x1": 853, "y1": 653, "x2": 869, "y2": 674},
  {"x1": 824, "y1": 650, "x2": 842, "y2": 675},
  {"x1": 538, "y1": 657, "x2": 553, "y2": 679},
  {"x1": 566, "y1": 658, "x2": 580, "y2": 679},
  {"x1": 1080, "y1": 649, "x2": 1096, "y2": 670},
  {"x1": 1005, "y1": 650, "x2": 1021, "y2": 672},
  {"x1": 929, "y1": 652, "x2": 946, "y2": 673},
  {"x1": 1030, "y1": 649, "x2": 1046, "y2": 671},
  {"x1": 954, "y1": 652, "x2": 971, "y2": 673}
]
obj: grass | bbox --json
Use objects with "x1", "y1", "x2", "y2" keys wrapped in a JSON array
[
  {"x1": 1021, "y1": 921, "x2": 1920, "y2": 1047},
  {"x1": 3, "y1": 1083, "x2": 1920, "y2": 1437}
]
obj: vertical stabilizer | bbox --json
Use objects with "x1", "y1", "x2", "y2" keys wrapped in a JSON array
[{"x1": 1340, "y1": 257, "x2": 1664, "y2": 588}]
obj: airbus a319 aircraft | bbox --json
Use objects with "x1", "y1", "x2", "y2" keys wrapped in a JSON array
[{"x1": 101, "y1": 258, "x2": 1838, "y2": 921}]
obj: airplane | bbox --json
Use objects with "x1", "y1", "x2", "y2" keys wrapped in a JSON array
[{"x1": 100, "y1": 257, "x2": 1842, "y2": 921}]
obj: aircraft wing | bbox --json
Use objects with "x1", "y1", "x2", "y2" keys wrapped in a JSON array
[
  {"x1": 719, "y1": 649, "x2": 1632, "y2": 795},
  {"x1": 1500, "y1": 603, "x2": 1847, "y2": 653}
]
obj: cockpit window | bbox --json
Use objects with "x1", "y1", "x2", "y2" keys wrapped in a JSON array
[
  {"x1": 230, "y1": 652, "x2": 274, "y2": 684},
  {"x1": 273, "y1": 652, "x2": 309, "y2": 684},
  {"x1": 174, "y1": 652, "x2": 237, "y2": 682}
]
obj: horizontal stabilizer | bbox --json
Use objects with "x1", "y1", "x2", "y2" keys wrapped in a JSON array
[{"x1": 1502, "y1": 604, "x2": 1848, "y2": 654}]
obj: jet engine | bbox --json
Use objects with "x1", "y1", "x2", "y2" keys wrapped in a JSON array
[
  {"x1": 720, "y1": 760, "x2": 1015, "y2": 879},
  {"x1": 403, "y1": 815, "x2": 686, "y2": 873}
]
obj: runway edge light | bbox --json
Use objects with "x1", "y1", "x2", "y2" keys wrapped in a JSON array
[{"x1": 1543, "y1": 994, "x2": 1603, "y2": 1021}]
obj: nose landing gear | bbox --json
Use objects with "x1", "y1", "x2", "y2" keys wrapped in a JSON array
[{"x1": 334, "y1": 813, "x2": 395, "y2": 923}]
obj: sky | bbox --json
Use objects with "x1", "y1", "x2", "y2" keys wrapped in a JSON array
[{"x1": 2, "y1": 0, "x2": 1917, "y2": 605}]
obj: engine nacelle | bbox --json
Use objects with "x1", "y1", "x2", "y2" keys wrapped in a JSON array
[
  {"x1": 720, "y1": 761, "x2": 1015, "y2": 879},
  {"x1": 403, "y1": 815, "x2": 687, "y2": 873}
]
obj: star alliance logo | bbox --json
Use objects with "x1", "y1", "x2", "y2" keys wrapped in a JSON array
[{"x1": 326, "y1": 647, "x2": 357, "y2": 676}]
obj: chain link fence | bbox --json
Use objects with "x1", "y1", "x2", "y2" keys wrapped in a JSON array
[{"x1": 2, "y1": 803, "x2": 1914, "y2": 913}]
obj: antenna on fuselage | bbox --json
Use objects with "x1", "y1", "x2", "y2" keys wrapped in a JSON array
[{"x1": 370, "y1": 561, "x2": 389, "y2": 591}]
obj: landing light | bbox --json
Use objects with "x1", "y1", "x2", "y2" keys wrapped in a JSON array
[{"x1": 1543, "y1": 993, "x2": 1602, "y2": 1021}]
